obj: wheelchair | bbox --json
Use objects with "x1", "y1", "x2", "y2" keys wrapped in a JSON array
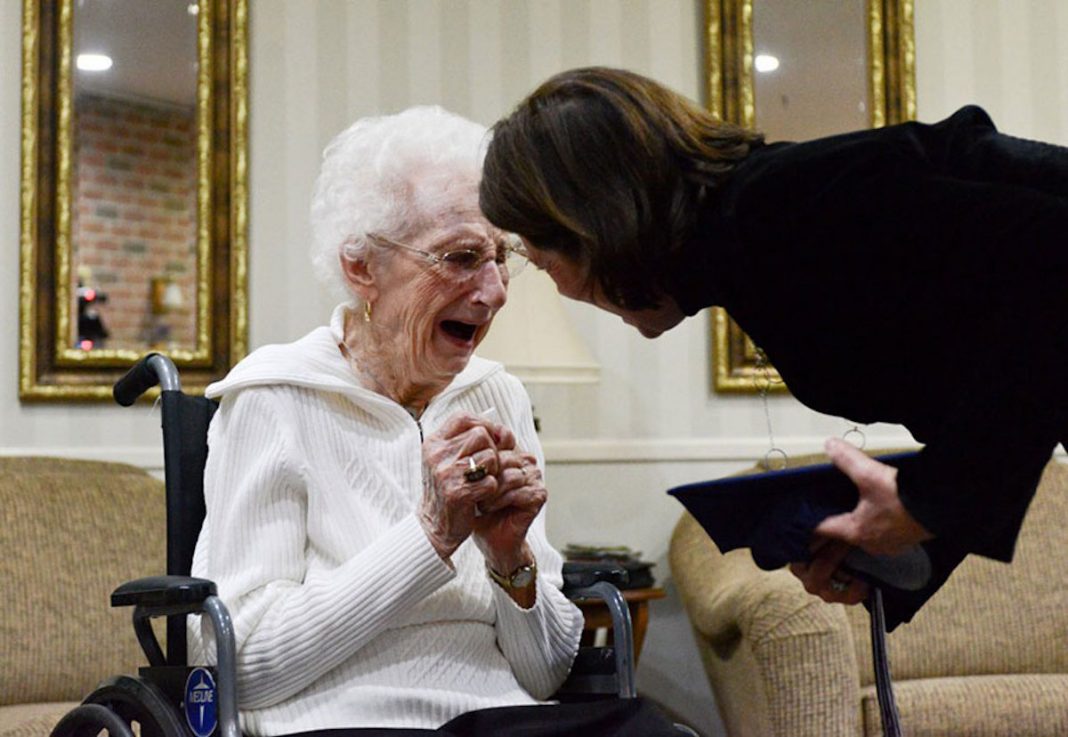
[{"x1": 50, "y1": 353, "x2": 688, "y2": 737}]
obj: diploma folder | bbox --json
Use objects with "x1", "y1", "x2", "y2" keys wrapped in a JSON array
[{"x1": 667, "y1": 451, "x2": 932, "y2": 590}]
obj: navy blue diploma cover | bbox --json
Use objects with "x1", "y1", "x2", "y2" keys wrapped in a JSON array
[{"x1": 668, "y1": 451, "x2": 932, "y2": 590}]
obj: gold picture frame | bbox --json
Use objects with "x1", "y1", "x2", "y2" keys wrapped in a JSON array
[
  {"x1": 706, "y1": 0, "x2": 916, "y2": 393},
  {"x1": 18, "y1": 0, "x2": 248, "y2": 401}
]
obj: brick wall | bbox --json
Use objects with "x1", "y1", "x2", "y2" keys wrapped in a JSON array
[{"x1": 71, "y1": 93, "x2": 197, "y2": 351}]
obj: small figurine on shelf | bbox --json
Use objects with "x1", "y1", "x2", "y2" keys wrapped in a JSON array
[{"x1": 76, "y1": 279, "x2": 109, "y2": 350}]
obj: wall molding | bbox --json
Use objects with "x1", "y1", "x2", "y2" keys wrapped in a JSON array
[
  {"x1": 0, "y1": 435, "x2": 899, "y2": 470},
  {"x1": 6, "y1": 436, "x2": 1064, "y2": 470},
  {"x1": 540, "y1": 434, "x2": 922, "y2": 464},
  {"x1": 0, "y1": 446, "x2": 166, "y2": 471}
]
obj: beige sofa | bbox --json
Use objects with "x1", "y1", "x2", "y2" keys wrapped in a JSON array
[
  {"x1": 670, "y1": 453, "x2": 1068, "y2": 737},
  {"x1": 0, "y1": 457, "x2": 166, "y2": 737}
]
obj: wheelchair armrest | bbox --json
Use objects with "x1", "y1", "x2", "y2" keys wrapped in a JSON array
[
  {"x1": 561, "y1": 561, "x2": 629, "y2": 593},
  {"x1": 559, "y1": 567, "x2": 637, "y2": 699},
  {"x1": 110, "y1": 576, "x2": 221, "y2": 671},
  {"x1": 112, "y1": 575, "x2": 217, "y2": 610}
]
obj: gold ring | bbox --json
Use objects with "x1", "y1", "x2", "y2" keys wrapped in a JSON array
[{"x1": 464, "y1": 456, "x2": 488, "y2": 483}]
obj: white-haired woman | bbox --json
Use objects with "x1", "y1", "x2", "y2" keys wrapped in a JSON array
[{"x1": 189, "y1": 107, "x2": 680, "y2": 737}]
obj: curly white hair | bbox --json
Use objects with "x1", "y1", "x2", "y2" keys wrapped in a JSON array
[{"x1": 309, "y1": 106, "x2": 489, "y2": 301}]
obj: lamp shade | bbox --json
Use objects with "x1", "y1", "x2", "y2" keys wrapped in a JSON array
[{"x1": 477, "y1": 269, "x2": 600, "y2": 384}]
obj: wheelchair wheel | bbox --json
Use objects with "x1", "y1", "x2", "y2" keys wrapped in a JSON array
[
  {"x1": 53, "y1": 675, "x2": 188, "y2": 737},
  {"x1": 51, "y1": 704, "x2": 135, "y2": 737}
]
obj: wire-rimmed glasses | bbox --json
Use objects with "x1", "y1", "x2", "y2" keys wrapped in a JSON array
[{"x1": 366, "y1": 231, "x2": 529, "y2": 281}]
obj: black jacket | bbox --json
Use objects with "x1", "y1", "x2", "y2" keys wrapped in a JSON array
[{"x1": 669, "y1": 106, "x2": 1068, "y2": 628}]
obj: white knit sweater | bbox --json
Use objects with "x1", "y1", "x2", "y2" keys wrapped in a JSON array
[{"x1": 189, "y1": 306, "x2": 583, "y2": 734}]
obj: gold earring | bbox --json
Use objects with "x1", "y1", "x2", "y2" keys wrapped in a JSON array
[{"x1": 363, "y1": 301, "x2": 373, "y2": 323}]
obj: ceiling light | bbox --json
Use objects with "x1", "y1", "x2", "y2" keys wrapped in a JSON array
[
  {"x1": 76, "y1": 53, "x2": 112, "y2": 72},
  {"x1": 187, "y1": 3, "x2": 199, "y2": 15},
  {"x1": 754, "y1": 54, "x2": 780, "y2": 73}
]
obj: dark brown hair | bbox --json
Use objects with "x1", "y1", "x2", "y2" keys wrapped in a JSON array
[{"x1": 481, "y1": 66, "x2": 763, "y2": 309}]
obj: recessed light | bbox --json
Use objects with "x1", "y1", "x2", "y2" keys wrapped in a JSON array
[
  {"x1": 754, "y1": 54, "x2": 780, "y2": 73},
  {"x1": 76, "y1": 53, "x2": 112, "y2": 72}
]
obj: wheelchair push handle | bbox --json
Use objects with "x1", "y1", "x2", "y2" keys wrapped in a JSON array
[{"x1": 114, "y1": 353, "x2": 182, "y2": 405}]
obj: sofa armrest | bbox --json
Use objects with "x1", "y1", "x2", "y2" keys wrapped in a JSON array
[
  {"x1": 669, "y1": 515, "x2": 832, "y2": 642},
  {"x1": 669, "y1": 512, "x2": 862, "y2": 737}
]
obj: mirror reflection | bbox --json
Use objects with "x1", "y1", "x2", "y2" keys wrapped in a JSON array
[
  {"x1": 70, "y1": 0, "x2": 198, "y2": 353},
  {"x1": 751, "y1": 0, "x2": 869, "y2": 141}
]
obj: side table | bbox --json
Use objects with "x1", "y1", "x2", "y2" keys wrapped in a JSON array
[{"x1": 575, "y1": 586, "x2": 666, "y2": 663}]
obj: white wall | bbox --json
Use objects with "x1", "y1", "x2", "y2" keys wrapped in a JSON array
[{"x1": 3, "y1": 2, "x2": 1067, "y2": 735}]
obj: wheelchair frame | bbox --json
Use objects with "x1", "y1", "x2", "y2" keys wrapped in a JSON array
[{"x1": 50, "y1": 353, "x2": 639, "y2": 737}]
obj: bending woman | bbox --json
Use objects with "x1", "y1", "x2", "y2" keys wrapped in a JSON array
[{"x1": 480, "y1": 67, "x2": 1068, "y2": 629}]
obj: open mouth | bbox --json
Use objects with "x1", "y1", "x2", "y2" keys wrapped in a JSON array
[{"x1": 440, "y1": 320, "x2": 479, "y2": 343}]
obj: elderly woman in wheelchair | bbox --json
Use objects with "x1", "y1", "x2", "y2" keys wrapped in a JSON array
[{"x1": 161, "y1": 107, "x2": 680, "y2": 737}]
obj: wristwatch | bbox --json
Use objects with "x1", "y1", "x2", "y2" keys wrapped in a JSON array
[{"x1": 487, "y1": 561, "x2": 537, "y2": 590}]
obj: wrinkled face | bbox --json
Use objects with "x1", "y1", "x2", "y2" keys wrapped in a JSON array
[
  {"x1": 360, "y1": 183, "x2": 510, "y2": 385},
  {"x1": 525, "y1": 243, "x2": 684, "y2": 339}
]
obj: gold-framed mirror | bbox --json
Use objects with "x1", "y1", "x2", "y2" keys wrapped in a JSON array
[
  {"x1": 19, "y1": 0, "x2": 248, "y2": 401},
  {"x1": 706, "y1": 0, "x2": 915, "y2": 393}
]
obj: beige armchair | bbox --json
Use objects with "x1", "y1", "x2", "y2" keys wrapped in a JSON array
[
  {"x1": 670, "y1": 453, "x2": 1068, "y2": 737},
  {"x1": 0, "y1": 457, "x2": 165, "y2": 737}
]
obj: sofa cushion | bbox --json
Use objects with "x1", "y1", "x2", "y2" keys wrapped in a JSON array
[
  {"x1": 0, "y1": 459, "x2": 166, "y2": 709},
  {"x1": 0, "y1": 703, "x2": 80, "y2": 737},
  {"x1": 860, "y1": 674, "x2": 1068, "y2": 737}
]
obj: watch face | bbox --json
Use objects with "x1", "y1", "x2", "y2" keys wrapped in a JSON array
[{"x1": 511, "y1": 565, "x2": 535, "y2": 588}]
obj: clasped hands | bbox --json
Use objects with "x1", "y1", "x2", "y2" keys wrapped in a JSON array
[
  {"x1": 419, "y1": 412, "x2": 543, "y2": 579},
  {"x1": 789, "y1": 438, "x2": 933, "y2": 604}
]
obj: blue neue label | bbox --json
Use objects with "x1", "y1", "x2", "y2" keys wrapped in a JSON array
[{"x1": 184, "y1": 667, "x2": 218, "y2": 737}]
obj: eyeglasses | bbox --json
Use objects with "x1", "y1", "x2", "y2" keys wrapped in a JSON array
[{"x1": 366, "y1": 231, "x2": 529, "y2": 281}]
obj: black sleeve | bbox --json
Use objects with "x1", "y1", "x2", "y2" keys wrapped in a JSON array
[
  {"x1": 849, "y1": 146, "x2": 1066, "y2": 627},
  {"x1": 728, "y1": 128, "x2": 1068, "y2": 627},
  {"x1": 740, "y1": 137, "x2": 1068, "y2": 559},
  {"x1": 885, "y1": 171, "x2": 1068, "y2": 561},
  {"x1": 832, "y1": 151, "x2": 1067, "y2": 629}
]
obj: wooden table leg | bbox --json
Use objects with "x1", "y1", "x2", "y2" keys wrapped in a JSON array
[{"x1": 630, "y1": 600, "x2": 651, "y2": 661}]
